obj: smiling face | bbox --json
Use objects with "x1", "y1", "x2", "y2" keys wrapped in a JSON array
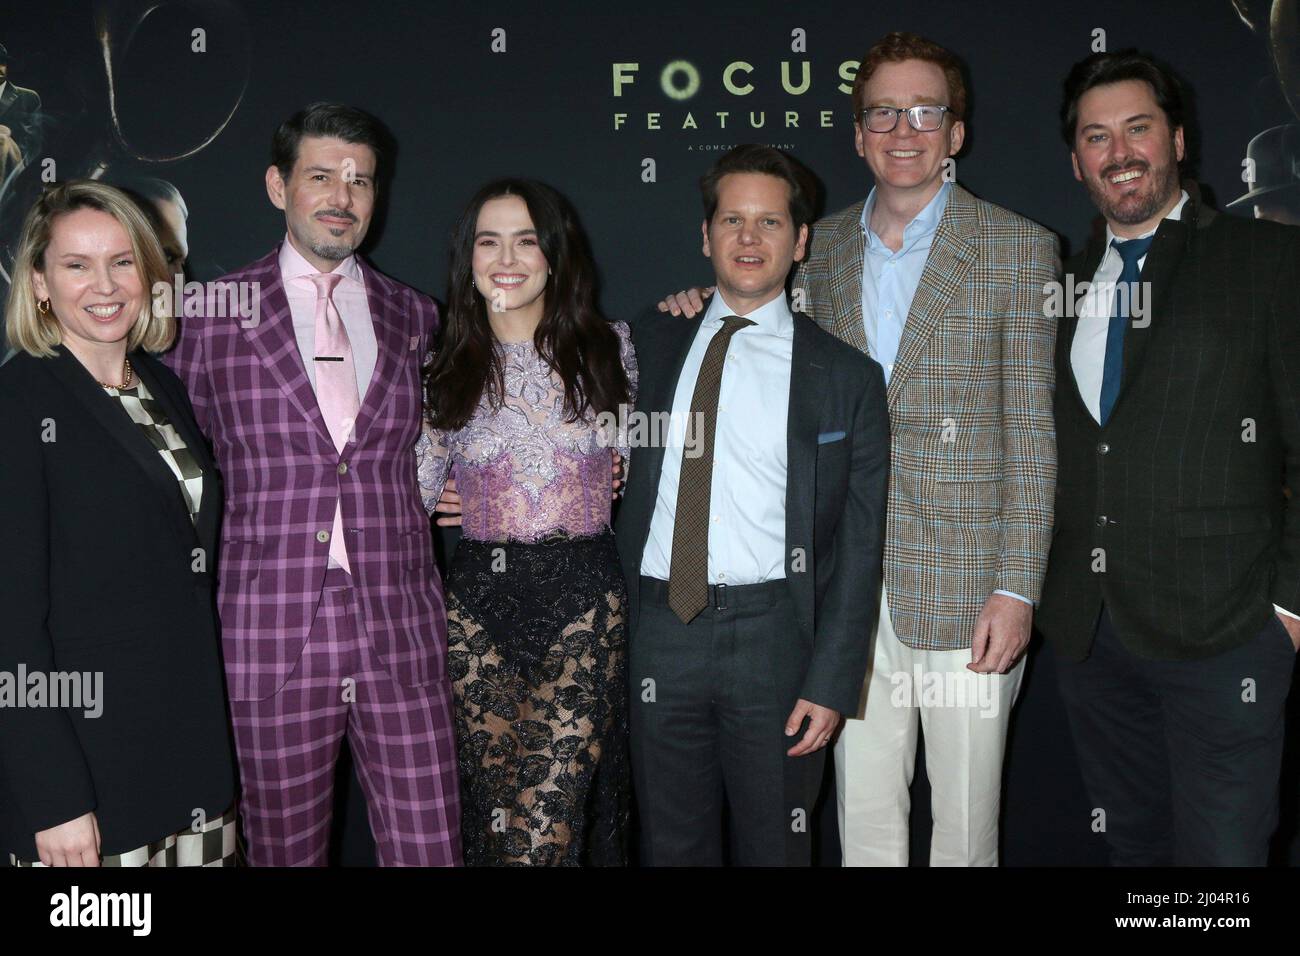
[
  {"x1": 1071, "y1": 79, "x2": 1185, "y2": 236},
  {"x1": 266, "y1": 135, "x2": 376, "y2": 272},
  {"x1": 31, "y1": 207, "x2": 146, "y2": 353},
  {"x1": 702, "y1": 171, "x2": 808, "y2": 313},
  {"x1": 471, "y1": 194, "x2": 549, "y2": 322},
  {"x1": 855, "y1": 58, "x2": 964, "y2": 199}
]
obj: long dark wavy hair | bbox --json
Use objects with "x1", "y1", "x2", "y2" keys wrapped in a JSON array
[{"x1": 423, "y1": 179, "x2": 629, "y2": 431}]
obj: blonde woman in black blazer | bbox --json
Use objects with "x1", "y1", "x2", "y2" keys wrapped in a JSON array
[{"x1": 0, "y1": 181, "x2": 236, "y2": 866}]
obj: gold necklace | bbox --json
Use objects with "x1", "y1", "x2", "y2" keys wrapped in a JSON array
[{"x1": 98, "y1": 358, "x2": 134, "y2": 390}]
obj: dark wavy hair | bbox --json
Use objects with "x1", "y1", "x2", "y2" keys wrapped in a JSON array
[
  {"x1": 271, "y1": 102, "x2": 393, "y2": 183},
  {"x1": 1060, "y1": 50, "x2": 1187, "y2": 150},
  {"x1": 424, "y1": 179, "x2": 629, "y2": 431}
]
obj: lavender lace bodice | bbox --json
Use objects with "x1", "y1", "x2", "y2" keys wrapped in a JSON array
[{"x1": 416, "y1": 320, "x2": 638, "y2": 542}]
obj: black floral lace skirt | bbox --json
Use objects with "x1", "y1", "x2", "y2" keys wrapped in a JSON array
[{"x1": 446, "y1": 529, "x2": 629, "y2": 866}]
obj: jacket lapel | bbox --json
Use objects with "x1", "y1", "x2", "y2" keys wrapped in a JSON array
[
  {"x1": 1062, "y1": 239, "x2": 1107, "y2": 425},
  {"x1": 785, "y1": 318, "x2": 824, "y2": 564},
  {"x1": 238, "y1": 248, "x2": 336, "y2": 450},
  {"x1": 43, "y1": 348, "x2": 199, "y2": 544},
  {"x1": 630, "y1": 316, "x2": 703, "y2": 556},
  {"x1": 350, "y1": 261, "x2": 410, "y2": 448},
  {"x1": 1110, "y1": 202, "x2": 1201, "y2": 417},
  {"x1": 826, "y1": 200, "x2": 869, "y2": 353},
  {"x1": 887, "y1": 184, "x2": 977, "y2": 409},
  {"x1": 132, "y1": 352, "x2": 217, "y2": 551}
]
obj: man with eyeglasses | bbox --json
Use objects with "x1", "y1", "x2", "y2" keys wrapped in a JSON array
[{"x1": 662, "y1": 31, "x2": 1057, "y2": 866}]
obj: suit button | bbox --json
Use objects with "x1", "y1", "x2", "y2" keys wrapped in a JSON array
[
  {"x1": 1097, "y1": 442, "x2": 1110, "y2": 455},
  {"x1": 338, "y1": 462, "x2": 349, "y2": 475},
  {"x1": 317, "y1": 530, "x2": 331, "y2": 543},
  {"x1": 1095, "y1": 515, "x2": 1107, "y2": 527}
]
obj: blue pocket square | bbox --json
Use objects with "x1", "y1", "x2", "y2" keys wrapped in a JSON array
[{"x1": 817, "y1": 430, "x2": 846, "y2": 445}]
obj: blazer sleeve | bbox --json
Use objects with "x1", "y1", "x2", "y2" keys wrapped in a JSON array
[
  {"x1": 612, "y1": 319, "x2": 638, "y2": 465},
  {"x1": 416, "y1": 290, "x2": 440, "y2": 341},
  {"x1": 799, "y1": 358, "x2": 891, "y2": 714},
  {"x1": 995, "y1": 228, "x2": 1059, "y2": 604},
  {"x1": 161, "y1": 311, "x2": 214, "y2": 439},
  {"x1": 1268, "y1": 230, "x2": 1300, "y2": 613},
  {"x1": 0, "y1": 379, "x2": 98, "y2": 834},
  {"x1": 415, "y1": 420, "x2": 453, "y2": 516}
]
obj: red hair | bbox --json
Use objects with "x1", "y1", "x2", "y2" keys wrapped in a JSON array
[{"x1": 851, "y1": 32, "x2": 968, "y2": 121}]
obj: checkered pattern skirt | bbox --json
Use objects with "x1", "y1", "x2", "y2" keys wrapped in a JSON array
[{"x1": 9, "y1": 806, "x2": 240, "y2": 867}]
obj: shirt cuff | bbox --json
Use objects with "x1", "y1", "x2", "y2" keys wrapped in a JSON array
[
  {"x1": 1273, "y1": 603, "x2": 1300, "y2": 621},
  {"x1": 994, "y1": 589, "x2": 1033, "y2": 606}
]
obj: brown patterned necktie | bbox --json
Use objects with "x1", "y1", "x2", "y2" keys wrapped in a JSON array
[{"x1": 668, "y1": 315, "x2": 755, "y2": 623}]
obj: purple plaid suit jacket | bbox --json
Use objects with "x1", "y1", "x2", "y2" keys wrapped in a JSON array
[{"x1": 165, "y1": 246, "x2": 446, "y2": 701}]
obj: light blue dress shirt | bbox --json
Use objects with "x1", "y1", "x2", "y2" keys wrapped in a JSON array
[{"x1": 860, "y1": 180, "x2": 950, "y2": 384}]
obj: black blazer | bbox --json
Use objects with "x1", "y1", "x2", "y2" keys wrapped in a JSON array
[
  {"x1": 615, "y1": 307, "x2": 891, "y2": 715},
  {"x1": 0, "y1": 347, "x2": 235, "y2": 859},
  {"x1": 1038, "y1": 190, "x2": 1300, "y2": 661}
]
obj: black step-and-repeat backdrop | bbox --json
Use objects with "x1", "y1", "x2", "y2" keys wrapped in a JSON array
[{"x1": 1, "y1": 0, "x2": 1297, "y2": 865}]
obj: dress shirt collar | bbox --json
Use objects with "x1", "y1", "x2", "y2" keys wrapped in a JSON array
[
  {"x1": 703, "y1": 288, "x2": 793, "y2": 337},
  {"x1": 861, "y1": 179, "x2": 951, "y2": 249},
  {"x1": 278, "y1": 233, "x2": 364, "y2": 289},
  {"x1": 1103, "y1": 189, "x2": 1189, "y2": 249},
  {"x1": 0, "y1": 82, "x2": 7, "y2": 100}
]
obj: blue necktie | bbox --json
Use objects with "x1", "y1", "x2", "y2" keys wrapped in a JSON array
[{"x1": 1098, "y1": 235, "x2": 1154, "y2": 425}]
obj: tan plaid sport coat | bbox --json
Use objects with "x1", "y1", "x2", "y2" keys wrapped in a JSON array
[{"x1": 792, "y1": 183, "x2": 1058, "y2": 650}]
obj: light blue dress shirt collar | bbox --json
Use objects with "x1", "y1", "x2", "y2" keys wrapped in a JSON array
[{"x1": 860, "y1": 180, "x2": 952, "y2": 253}]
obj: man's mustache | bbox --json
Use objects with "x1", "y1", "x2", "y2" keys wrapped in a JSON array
[
  {"x1": 1099, "y1": 160, "x2": 1149, "y2": 180},
  {"x1": 316, "y1": 209, "x2": 358, "y2": 223}
]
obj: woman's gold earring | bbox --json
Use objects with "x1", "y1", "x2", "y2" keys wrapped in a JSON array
[{"x1": 37, "y1": 299, "x2": 51, "y2": 315}]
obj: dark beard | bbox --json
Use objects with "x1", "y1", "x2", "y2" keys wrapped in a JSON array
[{"x1": 1086, "y1": 152, "x2": 1181, "y2": 227}]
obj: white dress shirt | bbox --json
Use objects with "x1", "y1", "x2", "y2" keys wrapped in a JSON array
[
  {"x1": 640, "y1": 291, "x2": 792, "y2": 585},
  {"x1": 1070, "y1": 190, "x2": 1188, "y2": 423}
]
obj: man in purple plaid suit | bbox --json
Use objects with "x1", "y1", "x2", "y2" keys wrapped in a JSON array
[{"x1": 165, "y1": 103, "x2": 461, "y2": 866}]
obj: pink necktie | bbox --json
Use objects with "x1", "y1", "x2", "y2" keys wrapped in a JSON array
[{"x1": 310, "y1": 272, "x2": 359, "y2": 573}]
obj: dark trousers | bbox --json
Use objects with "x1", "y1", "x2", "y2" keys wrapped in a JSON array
[
  {"x1": 629, "y1": 577, "x2": 823, "y2": 866},
  {"x1": 1055, "y1": 606, "x2": 1295, "y2": 865}
]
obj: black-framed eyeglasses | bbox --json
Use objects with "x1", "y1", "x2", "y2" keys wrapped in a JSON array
[{"x1": 854, "y1": 104, "x2": 951, "y2": 133}]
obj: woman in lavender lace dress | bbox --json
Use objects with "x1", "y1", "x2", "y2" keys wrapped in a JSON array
[{"x1": 417, "y1": 180, "x2": 636, "y2": 866}]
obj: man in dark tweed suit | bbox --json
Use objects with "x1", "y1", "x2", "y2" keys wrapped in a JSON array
[{"x1": 1041, "y1": 49, "x2": 1300, "y2": 865}]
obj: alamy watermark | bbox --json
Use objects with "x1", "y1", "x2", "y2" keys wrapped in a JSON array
[
  {"x1": 595, "y1": 404, "x2": 706, "y2": 458},
  {"x1": 0, "y1": 666, "x2": 102, "y2": 718},
  {"x1": 889, "y1": 664, "x2": 1001, "y2": 719},
  {"x1": 152, "y1": 277, "x2": 262, "y2": 329},
  {"x1": 1043, "y1": 276, "x2": 1152, "y2": 327}
]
